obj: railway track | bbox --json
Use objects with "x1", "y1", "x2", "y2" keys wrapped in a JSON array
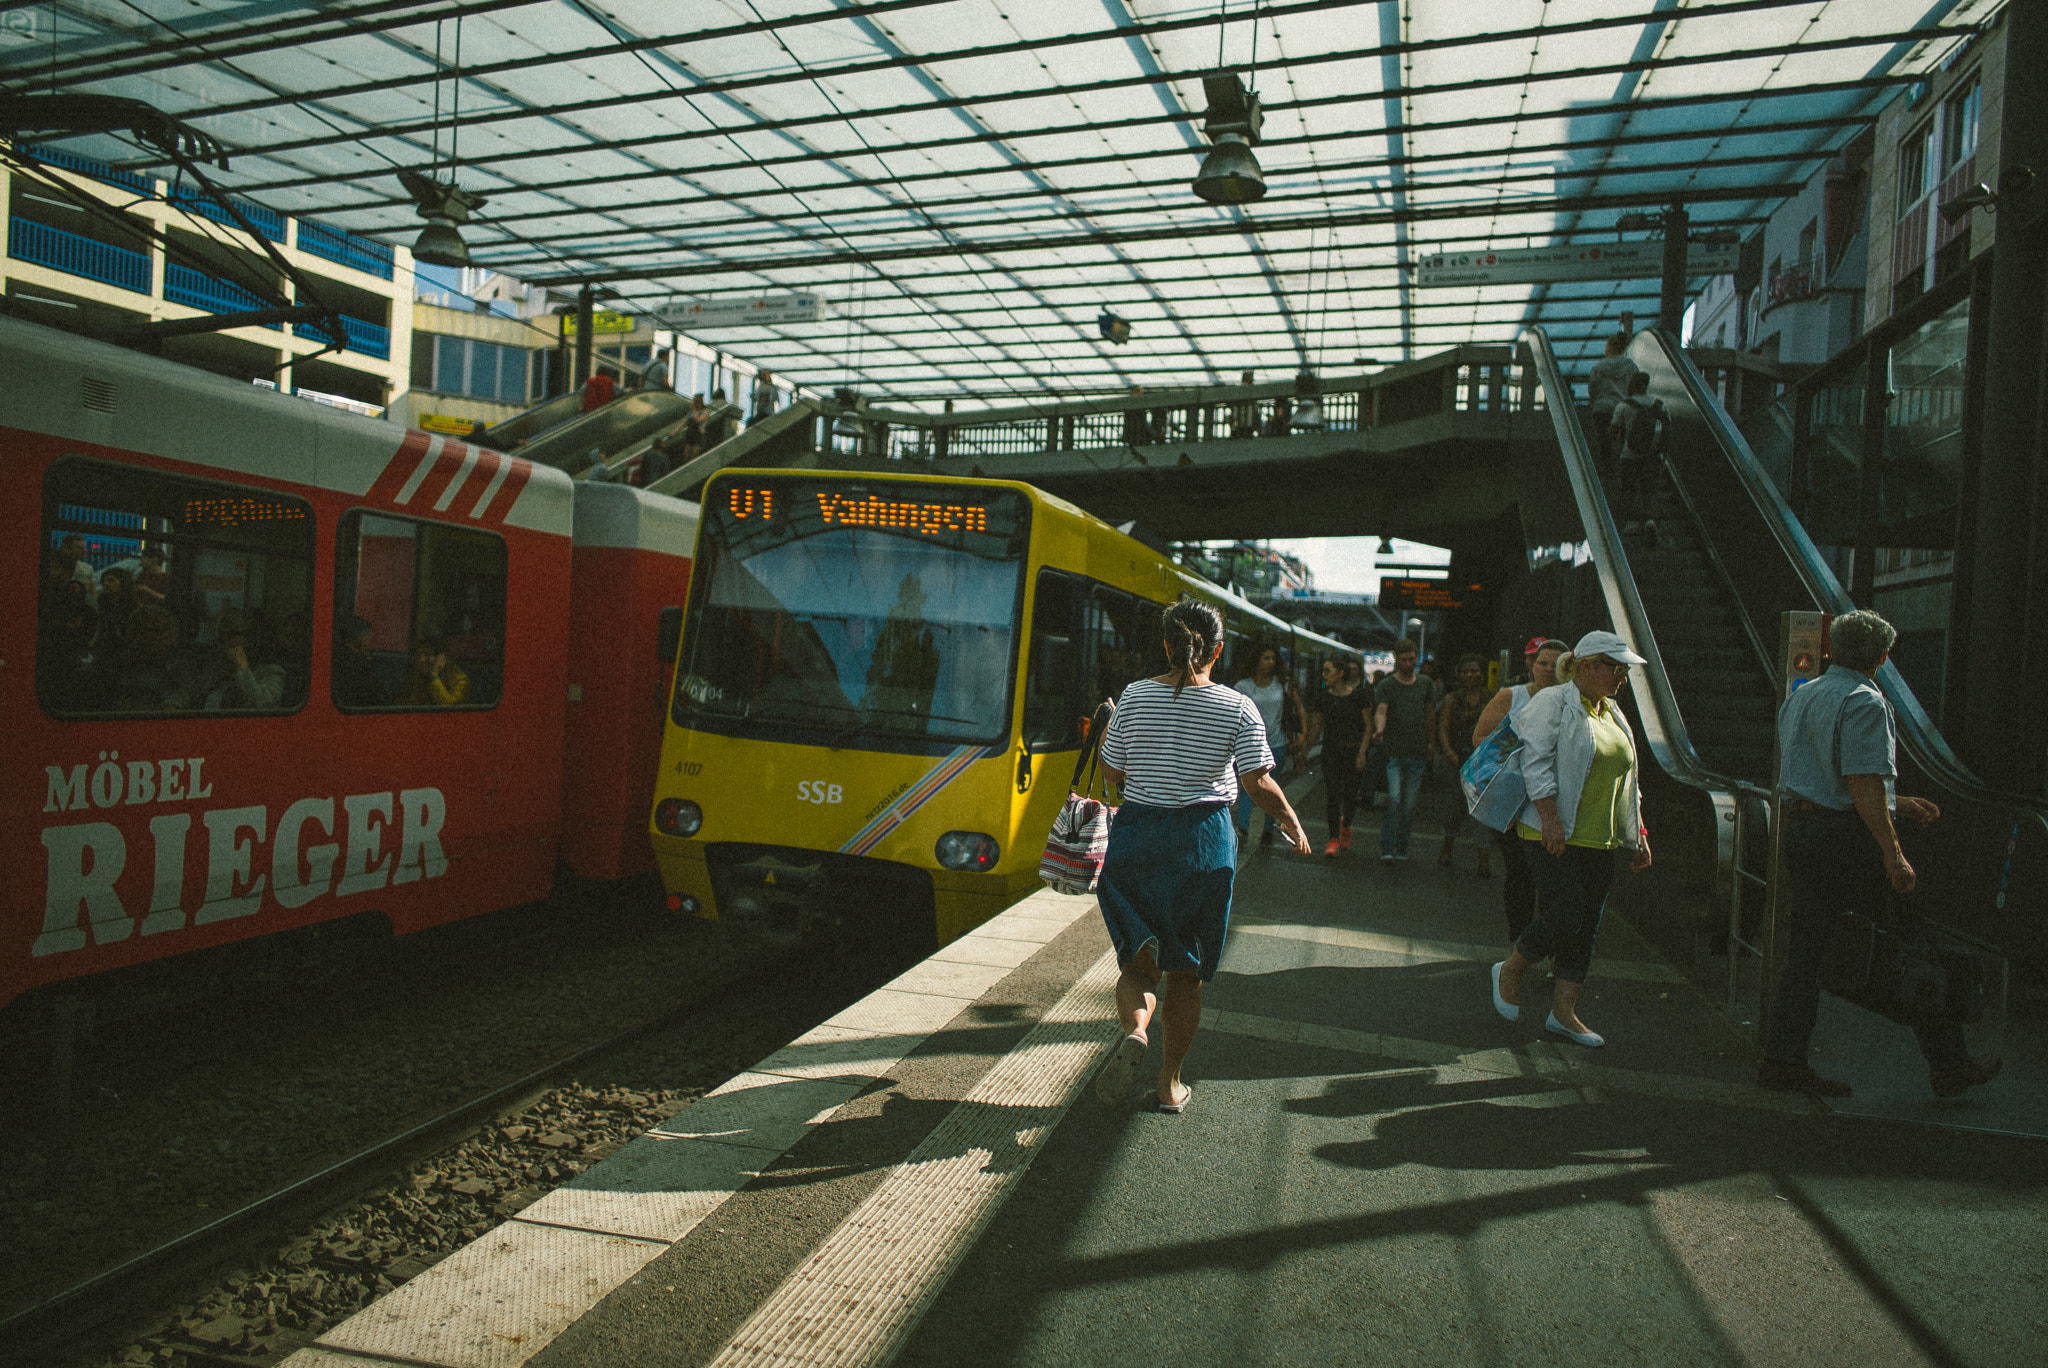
[{"x1": 1, "y1": 936, "x2": 915, "y2": 1368}]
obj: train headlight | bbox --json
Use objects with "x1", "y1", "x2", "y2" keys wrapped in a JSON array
[
  {"x1": 655, "y1": 798, "x2": 703, "y2": 837},
  {"x1": 665, "y1": 892, "x2": 701, "y2": 915},
  {"x1": 935, "y1": 831, "x2": 1000, "y2": 872}
]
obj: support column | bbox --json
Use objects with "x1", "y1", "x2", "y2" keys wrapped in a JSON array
[
  {"x1": 1957, "y1": 3, "x2": 2048, "y2": 791},
  {"x1": 574, "y1": 283, "x2": 594, "y2": 389},
  {"x1": 1659, "y1": 201, "x2": 1690, "y2": 335}
]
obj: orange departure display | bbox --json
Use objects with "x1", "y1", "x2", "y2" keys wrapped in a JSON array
[
  {"x1": 184, "y1": 496, "x2": 308, "y2": 527},
  {"x1": 723, "y1": 485, "x2": 988, "y2": 536}
]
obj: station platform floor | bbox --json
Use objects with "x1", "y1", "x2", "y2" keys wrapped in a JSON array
[{"x1": 284, "y1": 777, "x2": 2047, "y2": 1368}]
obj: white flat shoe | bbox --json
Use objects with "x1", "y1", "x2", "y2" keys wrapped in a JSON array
[
  {"x1": 1490, "y1": 962, "x2": 1519, "y2": 1022},
  {"x1": 1546, "y1": 1011, "x2": 1604, "y2": 1048}
]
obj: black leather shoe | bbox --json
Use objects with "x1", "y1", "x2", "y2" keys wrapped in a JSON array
[{"x1": 1930, "y1": 1056, "x2": 2002, "y2": 1098}]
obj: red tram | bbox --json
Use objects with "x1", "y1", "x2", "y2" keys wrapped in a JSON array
[{"x1": 5, "y1": 316, "x2": 696, "y2": 1014}]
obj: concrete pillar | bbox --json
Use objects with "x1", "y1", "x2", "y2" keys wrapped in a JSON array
[
  {"x1": 1659, "y1": 201, "x2": 1690, "y2": 335},
  {"x1": 1955, "y1": 4, "x2": 2048, "y2": 791}
]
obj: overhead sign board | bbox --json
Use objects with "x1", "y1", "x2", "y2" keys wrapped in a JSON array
[
  {"x1": 1416, "y1": 241, "x2": 1740, "y2": 287},
  {"x1": 1378, "y1": 578, "x2": 1483, "y2": 611},
  {"x1": 654, "y1": 295, "x2": 824, "y2": 330},
  {"x1": 419, "y1": 413, "x2": 484, "y2": 436},
  {"x1": 558, "y1": 309, "x2": 637, "y2": 336}
]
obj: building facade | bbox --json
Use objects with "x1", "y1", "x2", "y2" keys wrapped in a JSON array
[{"x1": 1, "y1": 146, "x2": 412, "y2": 415}]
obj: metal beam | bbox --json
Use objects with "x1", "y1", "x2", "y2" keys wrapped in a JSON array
[
  {"x1": 473, "y1": 145, "x2": 1848, "y2": 266},
  {"x1": 516, "y1": 183, "x2": 1800, "y2": 286},
  {"x1": 150, "y1": 43, "x2": 1942, "y2": 197},
  {"x1": 106, "y1": 0, "x2": 1837, "y2": 159}
]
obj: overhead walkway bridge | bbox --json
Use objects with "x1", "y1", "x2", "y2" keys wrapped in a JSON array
[{"x1": 646, "y1": 334, "x2": 2047, "y2": 1013}]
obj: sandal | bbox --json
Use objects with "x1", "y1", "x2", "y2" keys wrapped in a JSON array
[
  {"x1": 1157, "y1": 1083, "x2": 1193, "y2": 1114},
  {"x1": 1094, "y1": 1032, "x2": 1148, "y2": 1105}
]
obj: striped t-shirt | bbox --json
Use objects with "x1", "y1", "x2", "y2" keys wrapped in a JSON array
[{"x1": 1099, "y1": 678, "x2": 1275, "y2": 808}]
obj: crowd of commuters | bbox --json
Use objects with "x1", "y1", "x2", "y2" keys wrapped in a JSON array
[{"x1": 39, "y1": 534, "x2": 473, "y2": 714}]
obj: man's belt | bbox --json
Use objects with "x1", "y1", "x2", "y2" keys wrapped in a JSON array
[{"x1": 1783, "y1": 797, "x2": 1850, "y2": 814}]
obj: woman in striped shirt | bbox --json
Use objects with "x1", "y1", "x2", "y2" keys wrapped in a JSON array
[{"x1": 1092, "y1": 599, "x2": 1310, "y2": 1113}]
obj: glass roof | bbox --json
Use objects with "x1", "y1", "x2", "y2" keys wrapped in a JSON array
[{"x1": 3, "y1": 0, "x2": 2000, "y2": 404}]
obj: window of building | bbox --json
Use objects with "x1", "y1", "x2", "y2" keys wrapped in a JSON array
[
  {"x1": 421, "y1": 335, "x2": 533, "y2": 403},
  {"x1": 1797, "y1": 218, "x2": 1818, "y2": 270},
  {"x1": 332, "y1": 511, "x2": 507, "y2": 710},
  {"x1": 1942, "y1": 77, "x2": 1980, "y2": 169},
  {"x1": 38, "y1": 458, "x2": 313, "y2": 717},
  {"x1": 1896, "y1": 122, "x2": 1931, "y2": 218}
]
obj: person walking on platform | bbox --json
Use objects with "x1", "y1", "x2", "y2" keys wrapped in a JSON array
[
  {"x1": 1309, "y1": 657, "x2": 1371, "y2": 856},
  {"x1": 1232, "y1": 645, "x2": 1294, "y2": 847},
  {"x1": 1470, "y1": 638, "x2": 1568, "y2": 940},
  {"x1": 1093, "y1": 600, "x2": 1311, "y2": 1113},
  {"x1": 1371, "y1": 640, "x2": 1438, "y2": 861},
  {"x1": 1437, "y1": 654, "x2": 1495, "y2": 875},
  {"x1": 1757, "y1": 610, "x2": 2000, "y2": 1099},
  {"x1": 1490, "y1": 631, "x2": 1652, "y2": 1048}
]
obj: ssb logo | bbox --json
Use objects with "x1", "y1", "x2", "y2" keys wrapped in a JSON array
[{"x1": 797, "y1": 781, "x2": 843, "y2": 805}]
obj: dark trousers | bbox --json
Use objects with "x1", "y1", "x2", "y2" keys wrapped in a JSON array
[
  {"x1": 1516, "y1": 842, "x2": 1615, "y2": 984},
  {"x1": 1323, "y1": 754, "x2": 1361, "y2": 837},
  {"x1": 1763, "y1": 809, "x2": 1968, "y2": 1071},
  {"x1": 1616, "y1": 455, "x2": 1657, "y2": 523},
  {"x1": 1495, "y1": 826, "x2": 1536, "y2": 942}
]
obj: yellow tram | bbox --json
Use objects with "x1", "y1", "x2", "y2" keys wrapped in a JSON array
[{"x1": 649, "y1": 468, "x2": 1360, "y2": 950}]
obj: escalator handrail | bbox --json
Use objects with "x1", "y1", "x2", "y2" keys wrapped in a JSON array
[
  {"x1": 1634, "y1": 330, "x2": 2048, "y2": 834},
  {"x1": 1520, "y1": 327, "x2": 1769, "y2": 803},
  {"x1": 646, "y1": 398, "x2": 821, "y2": 499},
  {"x1": 584, "y1": 401, "x2": 741, "y2": 481}
]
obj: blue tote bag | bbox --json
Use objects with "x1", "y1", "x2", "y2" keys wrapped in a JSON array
[{"x1": 1460, "y1": 714, "x2": 1528, "y2": 832}]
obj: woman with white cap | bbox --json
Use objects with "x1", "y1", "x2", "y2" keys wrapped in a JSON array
[{"x1": 1489, "y1": 629, "x2": 1652, "y2": 1047}]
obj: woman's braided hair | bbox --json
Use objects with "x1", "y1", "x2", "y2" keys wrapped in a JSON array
[{"x1": 1163, "y1": 597, "x2": 1225, "y2": 698}]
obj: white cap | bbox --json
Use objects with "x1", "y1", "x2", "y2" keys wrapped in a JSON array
[{"x1": 1572, "y1": 629, "x2": 1647, "y2": 665}]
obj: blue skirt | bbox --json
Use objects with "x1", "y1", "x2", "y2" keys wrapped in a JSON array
[{"x1": 1096, "y1": 801, "x2": 1238, "y2": 981}]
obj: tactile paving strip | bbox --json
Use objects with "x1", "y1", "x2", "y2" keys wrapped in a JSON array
[{"x1": 704, "y1": 950, "x2": 1122, "y2": 1368}]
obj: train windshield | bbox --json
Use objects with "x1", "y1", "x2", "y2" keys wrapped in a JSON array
[{"x1": 675, "y1": 478, "x2": 1031, "y2": 749}]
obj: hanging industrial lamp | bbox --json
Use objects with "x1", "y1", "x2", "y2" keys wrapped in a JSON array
[
  {"x1": 1289, "y1": 366, "x2": 1324, "y2": 430},
  {"x1": 832, "y1": 386, "x2": 864, "y2": 441},
  {"x1": 1193, "y1": 73, "x2": 1265, "y2": 204},
  {"x1": 398, "y1": 168, "x2": 487, "y2": 268}
]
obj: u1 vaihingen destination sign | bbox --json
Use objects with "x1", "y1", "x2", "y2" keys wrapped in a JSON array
[{"x1": 1417, "y1": 241, "x2": 1741, "y2": 287}]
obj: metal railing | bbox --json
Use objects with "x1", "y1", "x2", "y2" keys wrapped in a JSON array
[
  {"x1": 1520, "y1": 327, "x2": 1773, "y2": 1009},
  {"x1": 7, "y1": 217, "x2": 151, "y2": 294},
  {"x1": 163, "y1": 263, "x2": 282, "y2": 327},
  {"x1": 294, "y1": 313, "x2": 391, "y2": 360},
  {"x1": 169, "y1": 184, "x2": 287, "y2": 243},
  {"x1": 25, "y1": 144, "x2": 153, "y2": 194},
  {"x1": 295, "y1": 220, "x2": 395, "y2": 280},
  {"x1": 828, "y1": 345, "x2": 1533, "y2": 463}
]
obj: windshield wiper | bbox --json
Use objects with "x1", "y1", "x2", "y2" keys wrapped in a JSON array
[{"x1": 825, "y1": 707, "x2": 983, "y2": 749}]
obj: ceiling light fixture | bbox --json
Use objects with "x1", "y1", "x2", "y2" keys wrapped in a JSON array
[
  {"x1": 399, "y1": 169, "x2": 488, "y2": 268},
  {"x1": 1193, "y1": 72, "x2": 1265, "y2": 205}
]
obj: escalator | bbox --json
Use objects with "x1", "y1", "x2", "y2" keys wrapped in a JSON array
[
  {"x1": 1520, "y1": 326, "x2": 2047, "y2": 988},
  {"x1": 480, "y1": 390, "x2": 586, "y2": 452}
]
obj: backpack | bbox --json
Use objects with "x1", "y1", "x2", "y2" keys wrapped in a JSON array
[{"x1": 1623, "y1": 398, "x2": 1665, "y2": 457}]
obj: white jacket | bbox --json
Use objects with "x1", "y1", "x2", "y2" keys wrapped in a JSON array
[{"x1": 1514, "y1": 681, "x2": 1642, "y2": 848}]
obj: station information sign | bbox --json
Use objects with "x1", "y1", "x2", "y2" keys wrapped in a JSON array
[
  {"x1": 655, "y1": 295, "x2": 824, "y2": 329},
  {"x1": 1378, "y1": 577, "x2": 1482, "y2": 611},
  {"x1": 1416, "y1": 241, "x2": 1740, "y2": 287},
  {"x1": 558, "y1": 310, "x2": 638, "y2": 336}
]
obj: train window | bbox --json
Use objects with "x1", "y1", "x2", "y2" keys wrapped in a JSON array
[
  {"x1": 1022, "y1": 570, "x2": 1082, "y2": 749},
  {"x1": 37, "y1": 458, "x2": 313, "y2": 717},
  {"x1": 332, "y1": 511, "x2": 506, "y2": 710},
  {"x1": 1133, "y1": 599, "x2": 1166, "y2": 679},
  {"x1": 1085, "y1": 587, "x2": 1145, "y2": 707}
]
